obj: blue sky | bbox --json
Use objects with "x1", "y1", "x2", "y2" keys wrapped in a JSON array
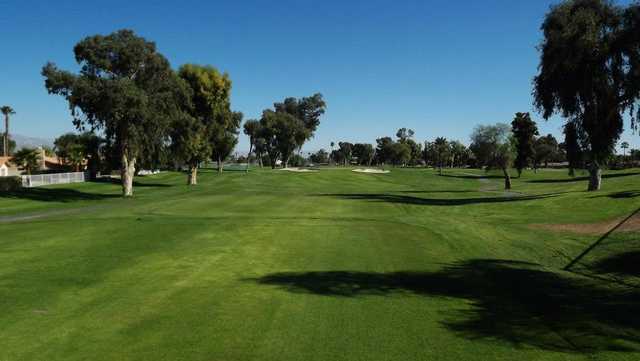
[{"x1": 0, "y1": 0, "x2": 637, "y2": 153}]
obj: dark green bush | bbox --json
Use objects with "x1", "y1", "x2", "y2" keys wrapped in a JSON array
[{"x1": 0, "y1": 176, "x2": 22, "y2": 191}]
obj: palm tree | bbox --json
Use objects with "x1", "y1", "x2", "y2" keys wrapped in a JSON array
[
  {"x1": 1, "y1": 106, "x2": 15, "y2": 157},
  {"x1": 434, "y1": 137, "x2": 448, "y2": 175},
  {"x1": 330, "y1": 141, "x2": 335, "y2": 166},
  {"x1": 621, "y1": 141, "x2": 630, "y2": 168},
  {"x1": 11, "y1": 148, "x2": 40, "y2": 175},
  {"x1": 621, "y1": 141, "x2": 629, "y2": 157}
]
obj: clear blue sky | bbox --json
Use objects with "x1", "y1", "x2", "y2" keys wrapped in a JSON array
[{"x1": 0, "y1": 0, "x2": 637, "y2": 153}]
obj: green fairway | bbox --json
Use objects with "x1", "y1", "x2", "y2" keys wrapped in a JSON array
[{"x1": 1, "y1": 168, "x2": 639, "y2": 360}]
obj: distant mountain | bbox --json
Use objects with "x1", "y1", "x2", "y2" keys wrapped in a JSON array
[{"x1": 12, "y1": 134, "x2": 54, "y2": 149}]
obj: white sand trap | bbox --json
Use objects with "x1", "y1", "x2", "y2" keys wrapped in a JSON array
[
  {"x1": 352, "y1": 168, "x2": 390, "y2": 174},
  {"x1": 279, "y1": 167, "x2": 318, "y2": 173}
]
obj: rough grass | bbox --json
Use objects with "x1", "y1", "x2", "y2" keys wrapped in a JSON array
[{"x1": 0, "y1": 167, "x2": 639, "y2": 361}]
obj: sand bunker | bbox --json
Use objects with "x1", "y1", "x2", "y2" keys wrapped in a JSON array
[
  {"x1": 530, "y1": 213, "x2": 640, "y2": 235},
  {"x1": 352, "y1": 168, "x2": 390, "y2": 174},
  {"x1": 279, "y1": 167, "x2": 318, "y2": 173}
]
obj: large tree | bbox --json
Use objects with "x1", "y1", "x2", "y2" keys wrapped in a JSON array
[
  {"x1": 274, "y1": 94, "x2": 326, "y2": 136},
  {"x1": 54, "y1": 132, "x2": 104, "y2": 175},
  {"x1": 1, "y1": 106, "x2": 15, "y2": 157},
  {"x1": 533, "y1": 0, "x2": 640, "y2": 190},
  {"x1": 449, "y1": 140, "x2": 469, "y2": 168},
  {"x1": 533, "y1": 134, "x2": 561, "y2": 170},
  {"x1": 391, "y1": 142, "x2": 412, "y2": 166},
  {"x1": 396, "y1": 128, "x2": 422, "y2": 165},
  {"x1": 169, "y1": 113, "x2": 209, "y2": 184},
  {"x1": 511, "y1": 112, "x2": 538, "y2": 177},
  {"x1": 423, "y1": 141, "x2": 436, "y2": 168},
  {"x1": 243, "y1": 119, "x2": 261, "y2": 172},
  {"x1": 352, "y1": 143, "x2": 375, "y2": 165},
  {"x1": 273, "y1": 93, "x2": 326, "y2": 155},
  {"x1": 470, "y1": 123, "x2": 515, "y2": 190},
  {"x1": 337, "y1": 142, "x2": 354, "y2": 166},
  {"x1": 42, "y1": 29, "x2": 183, "y2": 196},
  {"x1": 172, "y1": 64, "x2": 233, "y2": 182},
  {"x1": 211, "y1": 110, "x2": 242, "y2": 173},
  {"x1": 309, "y1": 149, "x2": 329, "y2": 164},
  {"x1": 256, "y1": 94, "x2": 324, "y2": 169},
  {"x1": 375, "y1": 137, "x2": 395, "y2": 166},
  {"x1": 259, "y1": 110, "x2": 305, "y2": 168},
  {"x1": 434, "y1": 137, "x2": 449, "y2": 175}
]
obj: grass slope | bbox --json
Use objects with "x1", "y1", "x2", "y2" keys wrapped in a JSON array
[{"x1": 1, "y1": 167, "x2": 639, "y2": 361}]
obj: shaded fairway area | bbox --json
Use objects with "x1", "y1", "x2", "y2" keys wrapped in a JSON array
[{"x1": 1, "y1": 168, "x2": 639, "y2": 360}]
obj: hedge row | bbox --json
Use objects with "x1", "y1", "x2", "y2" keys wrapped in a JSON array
[{"x1": 0, "y1": 176, "x2": 22, "y2": 191}]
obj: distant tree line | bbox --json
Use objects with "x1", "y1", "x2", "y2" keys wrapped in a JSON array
[
  {"x1": 41, "y1": 29, "x2": 326, "y2": 195},
  {"x1": 30, "y1": 0, "x2": 640, "y2": 197}
]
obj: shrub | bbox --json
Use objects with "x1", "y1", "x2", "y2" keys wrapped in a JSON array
[{"x1": 0, "y1": 176, "x2": 22, "y2": 191}]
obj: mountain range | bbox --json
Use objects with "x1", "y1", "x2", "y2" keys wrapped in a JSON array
[{"x1": 11, "y1": 134, "x2": 54, "y2": 150}]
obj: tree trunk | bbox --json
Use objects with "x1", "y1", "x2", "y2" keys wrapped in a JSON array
[
  {"x1": 588, "y1": 163, "x2": 602, "y2": 191},
  {"x1": 4, "y1": 115, "x2": 8, "y2": 157},
  {"x1": 121, "y1": 153, "x2": 135, "y2": 197},
  {"x1": 517, "y1": 168, "x2": 522, "y2": 178},
  {"x1": 217, "y1": 156, "x2": 223, "y2": 173},
  {"x1": 503, "y1": 168, "x2": 512, "y2": 190},
  {"x1": 568, "y1": 167, "x2": 575, "y2": 178},
  {"x1": 188, "y1": 165, "x2": 198, "y2": 185},
  {"x1": 246, "y1": 143, "x2": 253, "y2": 173}
]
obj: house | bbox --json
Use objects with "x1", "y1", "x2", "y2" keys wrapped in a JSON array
[{"x1": 0, "y1": 156, "x2": 17, "y2": 176}]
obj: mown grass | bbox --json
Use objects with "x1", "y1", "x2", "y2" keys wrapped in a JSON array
[{"x1": 0, "y1": 167, "x2": 639, "y2": 360}]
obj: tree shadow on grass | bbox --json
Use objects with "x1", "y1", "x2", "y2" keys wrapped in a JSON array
[
  {"x1": 528, "y1": 172, "x2": 640, "y2": 184},
  {"x1": 315, "y1": 193, "x2": 560, "y2": 206},
  {"x1": 440, "y1": 173, "x2": 505, "y2": 180},
  {"x1": 591, "y1": 251, "x2": 640, "y2": 277},
  {"x1": 0, "y1": 188, "x2": 119, "y2": 202},
  {"x1": 247, "y1": 259, "x2": 640, "y2": 353},
  {"x1": 591, "y1": 190, "x2": 640, "y2": 199},
  {"x1": 92, "y1": 177, "x2": 172, "y2": 188},
  {"x1": 396, "y1": 190, "x2": 476, "y2": 194}
]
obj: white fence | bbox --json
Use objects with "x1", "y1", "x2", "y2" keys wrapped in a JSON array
[{"x1": 21, "y1": 172, "x2": 87, "y2": 188}]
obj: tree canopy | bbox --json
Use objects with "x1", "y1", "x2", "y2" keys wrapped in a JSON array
[
  {"x1": 533, "y1": 134, "x2": 561, "y2": 170},
  {"x1": 42, "y1": 29, "x2": 185, "y2": 196},
  {"x1": 256, "y1": 94, "x2": 326, "y2": 168},
  {"x1": 534, "y1": 0, "x2": 640, "y2": 190},
  {"x1": 352, "y1": 143, "x2": 375, "y2": 165},
  {"x1": 11, "y1": 148, "x2": 40, "y2": 175},
  {"x1": 470, "y1": 123, "x2": 515, "y2": 189},
  {"x1": 211, "y1": 110, "x2": 242, "y2": 172},
  {"x1": 563, "y1": 120, "x2": 585, "y2": 176},
  {"x1": 511, "y1": 112, "x2": 538, "y2": 177},
  {"x1": 54, "y1": 132, "x2": 104, "y2": 175},
  {"x1": 171, "y1": 64, "x2": 237, "y2": 181}
]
